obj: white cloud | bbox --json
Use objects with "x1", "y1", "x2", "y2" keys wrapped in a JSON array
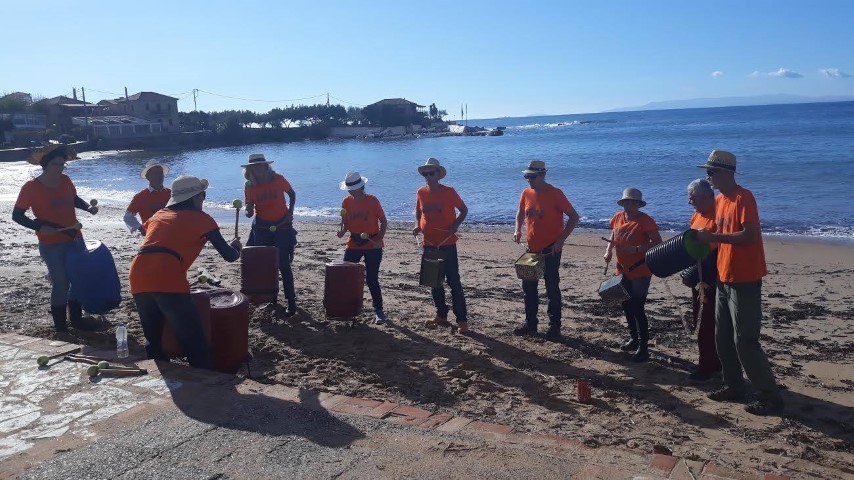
[
  {"x1": 711, "y1": 71, "x2": 723, "y2": 78},
  {"x1": 749, "y1": 67, "x2": 803, "y2": 78},
  {"x1": 820, "y1": 68, "x2": 851, "y2": 78}
]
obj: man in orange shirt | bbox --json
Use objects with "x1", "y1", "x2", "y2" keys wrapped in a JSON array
[
  {"x1": 413, "y1": 157, "x2": 470, "y2": 333},
  {"x1": 512, "y1": 160, "x2": 580, "y2": 340},
  {"x1": 124, "y1": 160, "x2": 170, "y2": 235},
  {"x1": 681, "y1": 178, "x2": 721, "y2": 382},
  {"x1": 337, "y1": 171, "x2": 388, "y2": 324},
  {"x1": 696, "y1": 150, "x2": 783, "y2": 416}
]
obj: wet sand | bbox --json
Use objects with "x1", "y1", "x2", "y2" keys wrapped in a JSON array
[{"x1": 0, "y1": 201, "x2": 852, "y2": 478}]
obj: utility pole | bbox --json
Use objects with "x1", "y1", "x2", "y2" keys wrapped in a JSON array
[
  {"x1": 81, "y1": 87, "x2": 89, "y2": 140},
  {"x1": 193, "y1": 89, "x2": 198, "y2": 111},
  {"x1": 326, "y1": 92, "x2": 330, "y2": 107}
]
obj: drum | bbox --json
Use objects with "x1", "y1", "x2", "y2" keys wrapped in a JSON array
[
  {"x1": 323, "y1": 261, "x2": 365, "y2": 318},
  {"x1": 419, "y1": 250, "x2": 445, "y2": 288},
  {"x1": 597, "y1": 274, "x2": 630, "y2": 306},
  {"x1": 240, "y1": 246, "x2": 279, "y2": 304},
  {"x1": 515, "y1": 252, "x2": 544, "y2": 281},
  {"x1": 66, "y1": 241, "x2": 122, "y2": 314}
]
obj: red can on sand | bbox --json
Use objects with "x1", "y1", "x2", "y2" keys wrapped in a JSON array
[{"x1": 576, "y1": 379, "x2": 592, "y2": 404}]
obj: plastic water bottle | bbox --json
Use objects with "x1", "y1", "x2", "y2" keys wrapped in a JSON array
[{"x1": 116, "y1": 323, "x2": 129, "y2": 358}]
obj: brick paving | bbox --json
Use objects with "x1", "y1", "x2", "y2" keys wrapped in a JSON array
[{"x1": 0, "y1": 333, "x2": 793, "y2": 479}]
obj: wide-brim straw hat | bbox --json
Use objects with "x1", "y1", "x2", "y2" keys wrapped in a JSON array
[
  {"x1": 339, "y1": 171, "x2": 368, "y2": 191},
  {"x1": 241, "y1": 153, "x2": 274, "y2": 168},
  {"x1": 522, "y1": 160, "x2": 548, "y2": 175},
  {"x1": 166, "y1": 175, "x2": 209, "y2": 206},
  {"x1": 696, "y1": 149, "x2": 741, "y2": 174},
  {"x1": 617, "y1": 187, "x2": 647, "y2": 207},
  {"x1": 140, "y1": 160, "x2": 169, "y2": 179},
  {"x1": 417, "y1": 157, "x2": 447, "y2": 179},
  {"x1": 27, "y1": 144, "x2": 79, "y2": 166}
]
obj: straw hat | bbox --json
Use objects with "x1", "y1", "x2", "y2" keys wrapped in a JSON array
[
  {"x1": 339, "y1": 171, "x2": 368, "y2": 191},
  {"x1": 166, "y1": 175, "x2": 209, "y2": 206},
  {"x1": 417, "y1": 157, "x2": 447, "y2": 179},
  {"x1": 140, "y1": 160, "x2": 169, "y2": 179},
  {"x1": 27, "y1": 144, "x2": 79, "y2": 166},
  {"x1": 617, "y1": 187, "x2": 647, "y2": 207},
  {"x1": 241, "y1": 153, "x2": 274, "y2": 167},
  {"x1": 696, "y1": 149, "x2": 741, "y2": 174},
  {"x1": 522, "y1": 160, "x2": 548, "y2": 175}
]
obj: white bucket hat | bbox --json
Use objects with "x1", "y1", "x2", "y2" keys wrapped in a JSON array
[
  {"x1": 166, "y1": 175, "x2": 209, "y2": 206},
  {"x1": 522, "y1": 160, "x2": 548, "y2": 175},
  {"x1": 417, "y1": 157, "x2": 447, "y2": 179},
  {"x1": 241, "y1": 153, "x2": 274, "y2": 167},
  {"x1": 617, "y1": 187, "x2": 647, "y2": 207},
  {"x1": 140, "y1": 160, "x2": 169, "y2": 179},
  {"x1": 339, "y1": 171, "x2": 368, "y2": 191}
]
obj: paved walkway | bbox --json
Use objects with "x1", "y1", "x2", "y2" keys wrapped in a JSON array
[{"x1": 0, "y1": 333, "x2": 790, "y2": 479}]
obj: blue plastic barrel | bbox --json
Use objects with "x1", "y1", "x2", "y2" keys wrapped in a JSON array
[{"x1": 66, "y1": 241, "x2": 122, "y2": 314}]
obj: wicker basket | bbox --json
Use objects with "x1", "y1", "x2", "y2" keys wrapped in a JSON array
[{"x1": 515, "y1": 252, "x2": 545, "y2": 281}]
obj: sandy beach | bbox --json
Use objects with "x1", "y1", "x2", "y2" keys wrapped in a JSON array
[{"x1": 0, "y1": 201, "x2": 851, "y2": 478}]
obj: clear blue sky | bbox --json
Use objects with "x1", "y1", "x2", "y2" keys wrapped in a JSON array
[{"x1": 3, "y1": 1, "x2": 852, "y2": 118}]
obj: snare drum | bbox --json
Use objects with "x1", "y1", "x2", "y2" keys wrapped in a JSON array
[
  {"x1": 597, "y1": 274, "x2": 630, "y2": 306},
  {"x1": 515, "y1": 252, "x2": 544, "y2": 281},
  {"x1": 419, "y1": 249, "x2": 446, "y2": 288}
]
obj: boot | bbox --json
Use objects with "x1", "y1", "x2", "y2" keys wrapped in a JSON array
[
  {"x1": 68, "y1": 301, "x2": 100, "y2": 331},
  {"x1": 283, "y1": 299, "x2": 297, "y2": 318},
  {"x1": 50, "y1": 305, "x2": 68, "y2": 333},
  {"x1": 620, "y1": 338, "x2": 639, "y2": 351},
  {"x1": 631, "y1": 339, "x2": 649, "y2": 363}
]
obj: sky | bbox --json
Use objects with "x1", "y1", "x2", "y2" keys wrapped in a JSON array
[{"x1": 2, "y1": 1, "x2": 853, "y2": 119}]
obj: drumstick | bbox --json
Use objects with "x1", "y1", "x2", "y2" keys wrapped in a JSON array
[
  {"x1": 232, "y1": 199, "x2": 242, "y2": 239},
  {"x1": 601, "y1": 236, "x2": 613, "y2": 243},
  {"x1": 603, "y1": 261, "x2": 610, "y2": 275}
]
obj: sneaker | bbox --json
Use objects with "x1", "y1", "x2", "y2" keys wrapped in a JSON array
[
  {"x1": 374, "y1": 311, "x2": 387, "y2": 325},
  {"x1": 707, "y1": 387, "x2": 746, "y2": 402},
  {"x1": 424, "y1": 316, "x2": 450, "y2": 328},
  {"x1": 631, "y1": 349, "x2": 649, "y2": 363},
  {"x1": 688, "y1": 370, "x2": 715, "y2": 383},
  {"x1": 455, "y1": 322, "x2": 470, "y2": 335},
  {"x1": 544, "y1": 327, "x2": 562, "y2": 341},
  {"x1": 513, "y1": 323, "x2": 537, "y2": 336},
  {"x1": 620, "y1": 339, "x2": 639, "y2": 352},
  {"x1": 744, "y1": 397, "x2": 784, "y2": 416}
]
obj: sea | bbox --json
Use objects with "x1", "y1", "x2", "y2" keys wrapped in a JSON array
[{"x1": 2, "y1": 101, "x2": 853, "y2": 242}]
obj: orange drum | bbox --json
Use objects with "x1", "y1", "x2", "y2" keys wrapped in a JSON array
[
  {"x1": 208, "y1": 289, "x2": 250, "y2": 374},
  {"x1": 161, "y1": 289, "x2": 212, "y2": 358},
  {"x1": 240, "y1": 246, "x2": 279, "y2": 304},
  {"x1": 323, "y1": 261, "x2": 365, "y2": 318}
]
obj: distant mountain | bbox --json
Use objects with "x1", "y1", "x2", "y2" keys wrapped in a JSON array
[{"x1": 606, "y1": 94, "x2": 854, "y2": 112}]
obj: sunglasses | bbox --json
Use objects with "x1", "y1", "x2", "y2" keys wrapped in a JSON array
[
  {"x1": 421, "y1": 171, "x2": 436, "y2": 177},
  {"x1": 523, "y1": 174, "x2": 540, "y2": 180},
  {"x1": 706, "y1": 169, "x2": 718, "y2": 176}
]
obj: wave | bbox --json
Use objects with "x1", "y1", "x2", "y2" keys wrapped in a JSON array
[{"x1": 505, "y1": 120, "x2": 594, "y2": 130}]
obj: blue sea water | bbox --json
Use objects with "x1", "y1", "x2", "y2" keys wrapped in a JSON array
[{"x1": 3, "y1": 101, "x2": 853, "y2": 240}]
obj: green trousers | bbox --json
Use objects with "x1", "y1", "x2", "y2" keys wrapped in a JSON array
[{"x1": 715, "y1": 280, "x2": 781, "y2": 400}]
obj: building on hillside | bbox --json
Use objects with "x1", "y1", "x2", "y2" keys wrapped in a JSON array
[
  {"x1": 98, "y1": 92, "x2": 179, "y2": 132},
  {"x1": 362, "y1": 98, "x2": 426, "y2": 127},
  {"x1": 38, "y1": 96, "x2": 102, "y2": 133},
  {"x1": 73, "y1": 115, "x2": 164, "y2": 139}
]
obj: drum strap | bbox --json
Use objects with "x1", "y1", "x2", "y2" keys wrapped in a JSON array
[{"x1": 137, "y1": 246, "x2": 184, "y2": 262}]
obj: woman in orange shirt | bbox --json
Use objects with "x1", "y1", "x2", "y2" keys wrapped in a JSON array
[
  {"x1": 242, "y1": 153, "x2": 298, "y2": 316},
  {"x1": 12, "y1": 145, "x2": 100, "y2": 332},
  {"x1": 129, "y1": 176, "x2": 241, "y2": 368},
  {"x1": 603, "y1": 188, "x2": 662, "y2": 362},
  {"x1": 337, "y1": 171, "x2": 388, "y2": 324}
]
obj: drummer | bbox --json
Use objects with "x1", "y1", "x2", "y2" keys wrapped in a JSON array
[
  {"x1": 12, "y1": 145, "x2": 100, "y2": 332},
  {"x1": 242, "y1": 153, "x2": 298, "y2": 316},
  {"x1": 336, "y1": 171, "x2": 388, "y2": 324},
  {"x1": 129, "y1": 176, "x2": 241, "y2": 368},
  {"x1": 512, "y1": 160, "x2": 580, "y2": 341},
  {"x1": 603, "y1": 188, "x2": 662, "y2": 362},
  {"x1": 124, "y1": 160, "x2": 170, "y2": 235}
]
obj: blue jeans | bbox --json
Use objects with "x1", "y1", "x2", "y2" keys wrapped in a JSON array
[
  {"x1": 247, "y1": 219, "x2": 297, "y2": 305},
  {"x1": 424, "y1": 244, "x2": 467, "y2": 323},
  {"x1": 522, "y1": 246, "x2": 562, "y2": 328},
  {"x1": 39, "y1": 238, "x2": 84, "y2": 307},
  {"x1": 343, "y1": 248, "x2": 383, "y2": 313},
  {"x1": 133, "y1": 292, "x2": 211, "y2": 369},
  {"x1": 621, "y1": 276, "x2": 651, "y2": 343}
]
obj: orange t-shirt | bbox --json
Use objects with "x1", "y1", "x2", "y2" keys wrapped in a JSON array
[
  {"x1": 15, "y1": 174, "x2": 81, "y2": 244},
  {"x1": 342, "y1": 194, "x2": 386, "y2": 250},
  {"x1": 416, "y1": 185, "x2": 464, "y2": 247},
  {"x1": 245, "y1": 174, "x2": 292, "y2": 222},
  {"x1": 519, "y1": 185, "x2": 573, "y2": 253},
  {"x1": 690, "y1": 210, "x2": 718, "y2": 251},
  {"x1": 127, "y1": 187, "x2": 171, "y2": 223},
  {"x1": 128, "y1": 209, "x2": 219, "y2": 294},
  {"x1": 714, "y1": 186, "x2": 767, "y2": 283},
  {"x1": 610, "y1": 211, "x2": 659, "y2": 279}
]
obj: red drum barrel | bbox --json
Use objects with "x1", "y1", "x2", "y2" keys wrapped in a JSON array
[
  {"x1": 240, "y1": 246, "x2": 279, "y2": 304},
  {"x1": 208, "y1": 289, "x2": 250, "y2": 374},
  {"x1": 161, "y1": 289, "x2": 212, "y2": 358},
  {"x1": 323, "y1": 261, "x2": 365, "y2": 318}
]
